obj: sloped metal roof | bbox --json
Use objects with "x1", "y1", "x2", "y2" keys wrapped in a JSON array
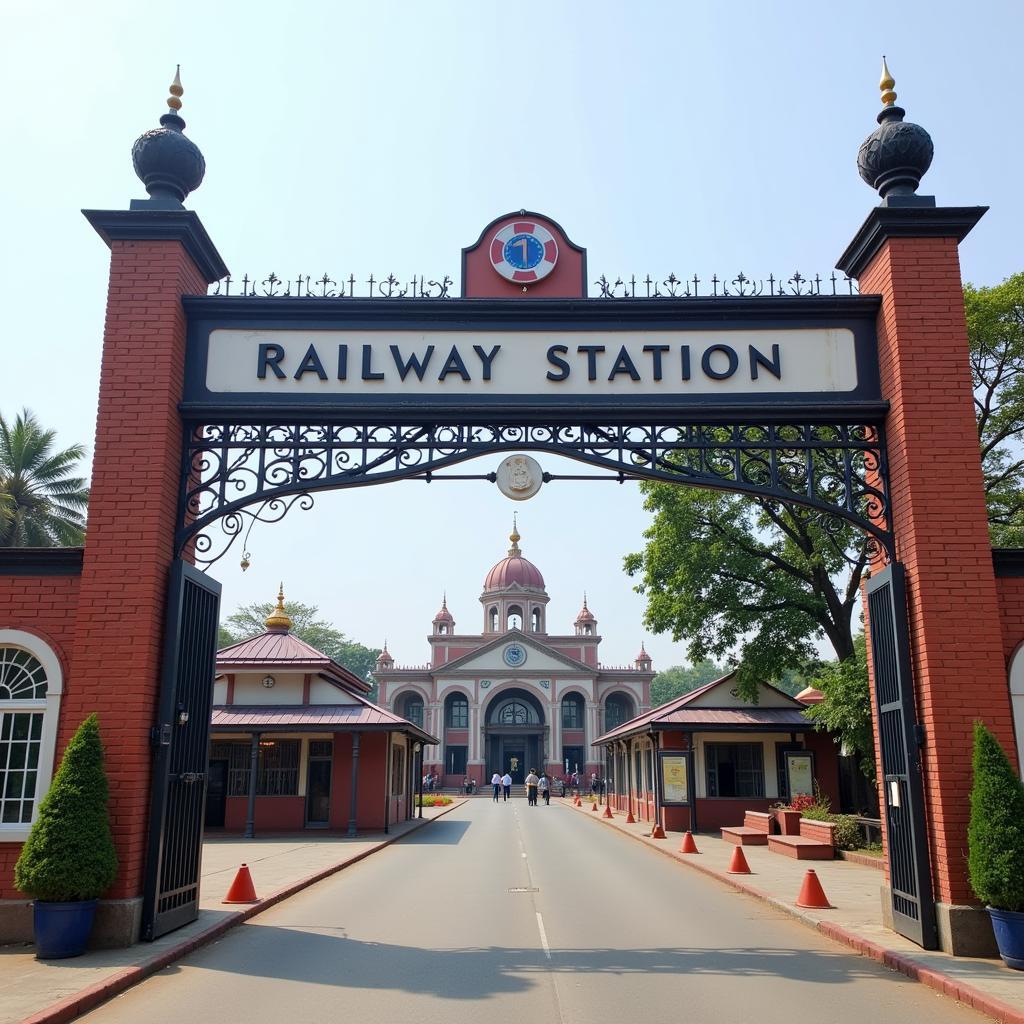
[
  {"x1": 211, "y1": 704, "x2": 437, "y2": 744},
  {"x1": 595, "y1": 671, "x2": 812, "y2": 744}
]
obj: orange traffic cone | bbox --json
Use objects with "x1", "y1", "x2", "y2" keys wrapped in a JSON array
[
  {"x1": 727, "y1": 846, "x2": 752, "y2": 874},
  {"x1": 223, "y1": 863, "x2": 258, "y2": 904},
  {"x1": 625, "y1": 809, "x2": 636, "y2": 824},
  {"x1": 795, "y1": 869, "x2": 833, "y2": 909},
  {"x1": 650, "y1": 822, "x2": 666, "y2": 839},
  {"x1": 679, "y1": 830, "x2": 700, "y2": 854},
  {"x1": 602, "y1": 803, "x2": 613, "y2": 819},
  {"x1": 574, "y1": 795, "x2": 582, "y2": 807},
  {"x1": 590, "y1": 801, "x2": 599, "y2": 812}
]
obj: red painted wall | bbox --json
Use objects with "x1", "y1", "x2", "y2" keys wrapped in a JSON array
[
  {"x1": 0, "y1": 573, "x2": 80, "y2": 897},
  {"x1": 65, "y1": 235, "x2": 210, "y2": 902},
  {"x1": 224, "y1": 796, "x2": 305, "y2": 832},
  {"x1": 860, "y1": 233, "x2": 1013, "y2": 905}
]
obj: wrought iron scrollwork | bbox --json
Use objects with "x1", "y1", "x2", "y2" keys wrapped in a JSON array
[
  {"x1": 178, "y1": 420, "x2": 892, "y2": 567},
  {"x1": 209, "y1": 273, "x2": 454, "y2": 299},
  {"x1": 593, "y1": 272, "x2": 858, "y2": 299}
]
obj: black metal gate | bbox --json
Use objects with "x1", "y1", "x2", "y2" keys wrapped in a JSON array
[
  {"x1": 866, "y1": 562, "x2": 937, "y2": 950},
  {"x1": 141, "y1": 560, "x2": 221, "y2": 941}
]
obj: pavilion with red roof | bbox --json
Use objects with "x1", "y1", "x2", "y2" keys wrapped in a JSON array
[
  {"x1": 594, "y1": 671, "x2": 842, "y2": 834},
  {"x1": 208, "y1": 588, "x2": 437, "y2": 836}
]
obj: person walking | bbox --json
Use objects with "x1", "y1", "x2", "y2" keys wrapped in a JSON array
[
  {"x1": 490, "y1": 771, "x2": 502, "y2": 802},
  {"x1": 501, "y1": 771, "x2": 512, "y2": 802},
  {"x1": 525, "y1": 769, "x2": 540, "y2": 806},
  {"x1": 539, "y1": 773, "x2": 550, "y2": 806}
]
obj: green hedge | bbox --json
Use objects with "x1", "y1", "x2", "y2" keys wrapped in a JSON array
[
  {"x1": 968, "y1": 720, "x2": 1024, "y2": 912},
  {"x1": 15, "y1": 715, "x2": 118, "y2": 902}
]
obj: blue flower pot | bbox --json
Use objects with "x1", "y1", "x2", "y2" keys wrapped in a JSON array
[
  {"x1": 33, "y1": 899, "x2": 98, "y2": 959},
  {"x1": 988, "y1": 907, "x2": 1024, "y2": 970}
]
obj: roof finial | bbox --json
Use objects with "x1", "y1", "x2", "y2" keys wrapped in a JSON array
[
  {"x1": 508, "y1": 514, "x2": 522, "y2": 557},
  {"x1": 168, "y1": 65, "x2": 184, "y2": 112},
  {"x1": 583, "y1": 590, "x2": 588, "y2": 609},
  {"x1": 264, "y1": 582, "x2": 292, "y2": 631},
  {"x1": 879, "y1": 56, "x2": 897, "y2": 107}
]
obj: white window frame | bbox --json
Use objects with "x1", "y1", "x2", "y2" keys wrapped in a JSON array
[
  {"x1": 0, "y1": 630, "x2": 64, "y2": 842},
  {"x1": 1009, "y1": 644, "x2": 1024, "y2": 778}
]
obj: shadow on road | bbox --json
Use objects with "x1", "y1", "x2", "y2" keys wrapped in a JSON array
[
  {"x1": 393, "y1": 820, "x2": 471, "y2": 845},
  {"x1": 186, "y1": 928, "x2": 915, "y2": 1000}
]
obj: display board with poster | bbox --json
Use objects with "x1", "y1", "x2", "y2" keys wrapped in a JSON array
[
  {"x1": 658, "y1": 751, "x2": 692, "y2": 806},
  {"x1": 785, "y1": 752, "x2": 815, "y2": 799}
]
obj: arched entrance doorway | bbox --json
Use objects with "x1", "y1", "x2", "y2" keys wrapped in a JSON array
[{"x1": 483, "y1": 688, "x2": 546, "y2": 784}]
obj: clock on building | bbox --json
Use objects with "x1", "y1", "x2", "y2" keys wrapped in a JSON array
[
  {"x1": 261, "y1": 675, "x2": 276, "y2": 688},
  {"x1": 502, "y1": 643, "x2": 527, "y2": 668}
]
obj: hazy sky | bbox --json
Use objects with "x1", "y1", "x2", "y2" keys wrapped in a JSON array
[{"x1": 2, "y1": 1, "x2": 1021, "y2": 672}]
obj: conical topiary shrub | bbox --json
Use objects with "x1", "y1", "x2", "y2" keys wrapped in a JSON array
[
  {"x1": 15, "y1": 714, "x2": 118, "y2": 902},
  {"x1": 968, "y1": 720, "x2": 1024, "y2": 913}
]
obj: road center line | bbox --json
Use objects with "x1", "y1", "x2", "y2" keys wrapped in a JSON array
[{"x1": 535, "y1": 911, "x2": 551, "y2": 959}]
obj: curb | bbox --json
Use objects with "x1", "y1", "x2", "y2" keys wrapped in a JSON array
[
  {"x1": 20, "y1": 801, "x2": 464, "y2": 1024},
  {"x1": 563, "y1": 802, "x2": 1024, "y2": 1024}
]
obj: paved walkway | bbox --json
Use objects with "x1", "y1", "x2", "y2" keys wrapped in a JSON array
[
  {"x1": 564, "y1": 799, "x2": 1024, "y2": 1024},
  {"x1": 0, "y1": 803, "x2": 459, "y2": 1024},
  {"x1": 4, "y1": 798, "x2": 1024, "y2": 1023}
]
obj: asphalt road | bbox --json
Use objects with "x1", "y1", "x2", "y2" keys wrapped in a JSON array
[{"x1": 81, "y1": 799, "x2": 986, "y2": 1024}]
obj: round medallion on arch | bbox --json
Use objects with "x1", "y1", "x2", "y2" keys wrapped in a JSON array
[{"x1": 489, "y1": 221, "x2": 558, "y2": 283}]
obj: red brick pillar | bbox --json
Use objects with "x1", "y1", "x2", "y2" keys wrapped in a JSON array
[
  {"x1": 65, "y1": 210, "x2": 225, "y2": 943},
  {"x1": 839, "y1": 206, "x2": 1017, "y2": 954}
]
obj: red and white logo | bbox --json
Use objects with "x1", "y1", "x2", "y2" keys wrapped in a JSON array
[{"x1": 489, "y1": 221, "x2": 559, "y2": 284}]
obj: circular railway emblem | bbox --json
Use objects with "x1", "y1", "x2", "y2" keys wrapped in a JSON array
[
  {"x1": 496, "y1": 455, "x2": 543, "y2": 501},
  {"x1": 489, "y1": 221, "x2": 558, "y2": 283},
  {"x1": 503, "y1": 643, "x2": 527, "y2": 668}
]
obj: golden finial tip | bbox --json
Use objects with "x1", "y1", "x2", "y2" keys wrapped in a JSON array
[
  {"x1": 167, "y1": 65, "x2": 184, "y2": 111},
  {"x1": 879, "y1": 56, "x2": 897, "y2": 107},
  {"x1": 265, "y1": 584, "x2": 292, "y2": 631}
]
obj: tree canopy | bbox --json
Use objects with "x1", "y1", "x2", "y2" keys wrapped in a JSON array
[
  {"x1": 0, "y1": 409, "x2": 89, "y2": 547},
  {"x1": 803, "y1": 632, "x2": 874, "y2": 780},
  {"x1": 624, "y1": 487, "x2": 864, "y2": 700},
  {"x1": 650, "y1": 660, "x2": 725, "y2": 707},
  {"x1": 219, "y1": 600, "x2": 381, "y2": 698},
  {"x1": 967, "y1": 272, "x2": 1024, "y2": 545}
]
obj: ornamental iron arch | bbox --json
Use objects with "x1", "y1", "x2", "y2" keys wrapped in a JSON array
[
  {"x1": 179, "y1": 421, "x2": 891, "y2": 568},
  {"x1": 176, "y1": 295, "x2": 893, "y2": 569}
]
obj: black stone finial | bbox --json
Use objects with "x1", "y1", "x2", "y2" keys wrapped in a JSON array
[
  {"x1": 856, "y1": 59, "x2": 934, "y2": 204},
  {"x1": 131, "y1": 67, "x2": 206, "y2": 206}
]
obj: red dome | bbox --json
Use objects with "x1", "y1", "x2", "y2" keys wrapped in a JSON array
[
  {"x1": 484, "y1": 556, "x2": 546, "y2": 591},
  {"x1": 484, "y1": 523, "x2": 546, "y2": 591}
]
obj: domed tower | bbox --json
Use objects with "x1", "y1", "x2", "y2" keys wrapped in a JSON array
[
  {"x1": 574, "y1": 594, "x2": 597, "y2": 636},
  {"x1": 634, "y1": 643, "x2": 652, "y2": 672},
  {"x1": 375, "y1": 641, "x2": 394, "y2": 671},
  {"x1": 480, "y1": 518, "x2": 550, "y2": 634},
  {"x1": 432, "y1": 595, "x2": 455, "y2": 636}
]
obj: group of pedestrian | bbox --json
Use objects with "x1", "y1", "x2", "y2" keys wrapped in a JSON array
[
  {"x1": 490, "y1": 771, "x2": 512, "y2": 801},
  {"x1": 489, "y1": 769, "x2": 551, "y2": 805}
]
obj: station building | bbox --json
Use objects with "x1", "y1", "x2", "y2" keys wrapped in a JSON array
[
  {"x1": 374, "y1": 523, "x2": 654, "y2": 788},
  {"x1": 208, "y1": 589, "x2": 436, "y2": 835}
]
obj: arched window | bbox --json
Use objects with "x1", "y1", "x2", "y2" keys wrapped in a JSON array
[
  {"x1": 531, "y1": 608, "x2": 541, "y2": 632},
  {"x1": 446, "y1": 695, "x2": 469, "y2": 729},
  {"x1": 438, "y1": 624, "x2": 448, "y2": 635},
  {"x1": 582, "y1": 623, "x2": 593, "y2": 636},
  {"x1": 605, "y1": 693, "x2": 636, "y2": 731},
  {"x1": 489, "y1": 607, "x2": 499, "y2": 631},
  {"x1": 0, "y1": 632, "x2": 63, "y2": 838},
  {"x1": 400, "y1": 693, "x2": 424, "y2": 728},
  {"x1": 506, "y1": 605, "x2": 523, "y2": 631},
  {"x1": 498, "y1": 701, "x2": 533, "y2": 725}
]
